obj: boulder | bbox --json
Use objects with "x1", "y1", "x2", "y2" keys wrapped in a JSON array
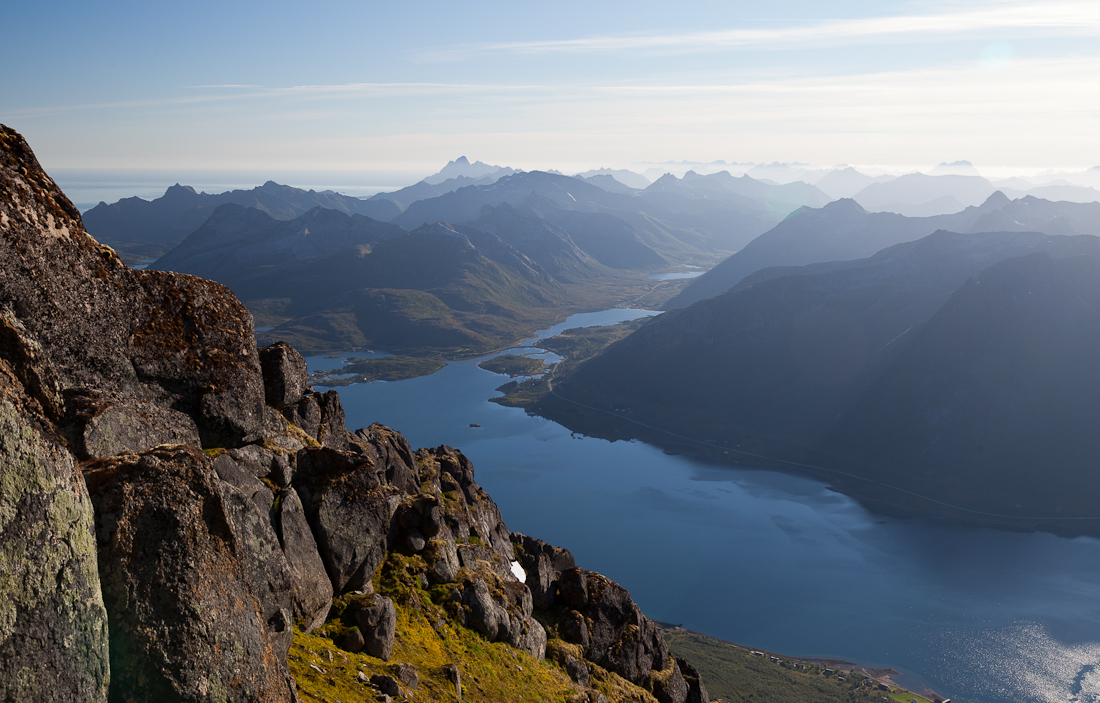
[
  {"x1": 564, "y1": 655, "x2": 590, "y2": 686},
  {"x1": 442, "y1": 664, "x2": 462, "y2": 699},
  {"x1": 85, "y1": 445, "x2": 296, "y2": 702},
  {"x1": 558, "y1": 567, "x2": 589, "y2": 609},
  {"x1": 293, "y1": 447, "x2": 391, "y2": 594},
  {"x1": 128, "y1": 270, "x2": 266, "y2": 447},
  {"x1": 391, "y1": 663, "x2": 419, "y2": 689},
  {"x1": 512, "y1": 616, "x2": 548, "y2": 660},
  {"x1": 211, "y1": 455, "x2": 297, "y2": 661},
  {"x1": 353, "y1": 595, "x2": 397, "y2": 661},
  {"x1": 259, "y1": 342, "x2": 309, "y2": 409},
  {"x1": 553, "y1": 568, "x2": 669, "y2": 687},
  {"x1": 464, "y1": 578, "x2": 511, "y2": 641},
  {"x1": 370, "y1": 674, "x2": 401, "y2": 696},
  {"x1": 511, "y1": 534, "x2": 577, "y2": 610},
  {"x1": 60, "y1": 389, "x2": 200, "y2": 460}
]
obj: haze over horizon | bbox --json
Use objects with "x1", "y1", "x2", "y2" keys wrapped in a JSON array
[{"x1": 4, "y1": 0, "x2": 1100, "y2": 178}]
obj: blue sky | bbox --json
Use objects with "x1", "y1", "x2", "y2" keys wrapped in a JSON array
[{"x1": 4, "y1": 0, "x2": 1099, "y2": 176}]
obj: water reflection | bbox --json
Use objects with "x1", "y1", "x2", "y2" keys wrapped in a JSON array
[{"x1": 308, "y1": 308, "x2": 1100, "y2": 703}]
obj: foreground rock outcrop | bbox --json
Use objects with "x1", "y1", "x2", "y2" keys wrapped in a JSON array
[{"x1": 0, "y1": 124, "x2": 707, "y2": 703}]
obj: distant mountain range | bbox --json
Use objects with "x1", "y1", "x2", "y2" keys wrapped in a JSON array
[
  {"x1": 149, "y1": 194, "x2": 681, "y2": 354},
  {"x1": 573, "y1": 168, "x2": 651, "y2": 190},
  {"x1": 83, "y1": 181, "x2": 401, "y2": 262},
  {"x1": 670, "y1": 192, "x2": 1100, "y2": 308},
  {"x1": 547, "y1": 228, "x2": 1100, "y2": 521},
  {"x1": 424, "y1": 155, "x2": 514, "y2": 184}
]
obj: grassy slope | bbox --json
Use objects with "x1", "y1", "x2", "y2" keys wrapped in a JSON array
[
  {"x1": 663, "y1": 630, "x2": 932, "y2": 703},
  {"x1": 290, "y1": 551, "x2": 658, "y2": 703}
]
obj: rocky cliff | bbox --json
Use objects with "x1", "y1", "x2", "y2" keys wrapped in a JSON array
[{"x1": 0, "y1": 123, "x2": 706, "y2": 702}]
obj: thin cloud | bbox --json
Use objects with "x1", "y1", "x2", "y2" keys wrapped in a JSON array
[{"x1": 439, "y1": 1, "x2": 1100, "y2": 57}]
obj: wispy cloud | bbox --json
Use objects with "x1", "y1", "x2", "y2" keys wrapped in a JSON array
[{"x1": 433, "y1": 1, "x2": 1100, "y2": 57}]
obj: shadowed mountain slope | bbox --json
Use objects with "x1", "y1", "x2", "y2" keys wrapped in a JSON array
[
  {"x1": 151, "y1": 203, "x2": 406, "y2": 286},
  {"x1": 823, "y1": 253, "x2": 1100, "y2": 518},
  {"x1": 669, "y1": 192, "x2": 1100, "y2": 308},
  {"x1": 553, "y1": 230, "x2": 1100, "y2": 492}
]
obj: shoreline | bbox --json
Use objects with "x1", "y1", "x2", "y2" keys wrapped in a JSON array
[{"x1": 655, "y1": 622, "x2": 945, "y2": 702}]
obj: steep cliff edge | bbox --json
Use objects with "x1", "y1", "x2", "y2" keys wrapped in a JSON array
[{"x1": 0, "y1": 123, "x2": 707, "y2": 702}]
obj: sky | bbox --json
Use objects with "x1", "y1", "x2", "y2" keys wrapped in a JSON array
[{"x1": 3, "y1": 0, "x2": 1100, "y2": 179}]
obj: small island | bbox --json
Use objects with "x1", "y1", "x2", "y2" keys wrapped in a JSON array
[
  {"x1": 310, "y1": 356, "x2": 446, "y2": 385},
  {"x1": 477, "y1": 354, "x2": 549, "y2": 377}
]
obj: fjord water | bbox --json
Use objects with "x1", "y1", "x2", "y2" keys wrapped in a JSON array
[{"x1": 311, "y1": 309, "x2": 1100, "y2": 703}]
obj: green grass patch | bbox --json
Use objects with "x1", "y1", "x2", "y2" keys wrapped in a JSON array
[
  {"x1": 663, "y1": 629, "x2": 921, "y2": 703},
  {"x1": 478, "y1": 354, "x2": 549, "y2": 378}
]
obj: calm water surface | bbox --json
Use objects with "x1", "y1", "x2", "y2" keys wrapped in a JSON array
[{"x1": 310, "y1": 309, "x2": 1100, "y2": 703}]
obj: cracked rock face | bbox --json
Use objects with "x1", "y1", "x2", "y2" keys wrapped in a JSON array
[{"x1": 85, "y1": 445, "x2": 297, "y2": 703}]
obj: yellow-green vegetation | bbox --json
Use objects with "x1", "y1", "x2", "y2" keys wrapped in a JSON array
[
  {"x1": 311, "y1": 356, "x2": 446, "y2": 386},
  {"x1": 290, "y1": 549, "x2": 669, "y2": 703},
  {"x1": 478, "y1": 354, "x2": 549, "y2": 377},
  {"x1": 289, "y1": 609, "x2": 578, "y2": 703},
  {"x1": 294, "y1": 554, "x2": 551, "y2": 702},
  {"x1": 663, "y1": 629, "x2": 919, "y2": 703},
  {"x1": 889, "y1": 692, "x2": 932, "y2": 703}
]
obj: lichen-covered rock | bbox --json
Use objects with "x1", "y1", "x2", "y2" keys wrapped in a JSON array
[
  {"x1": 426, "y1": 537, "x2": 461, "y2": 584},
  {"x1": 228, "y1": 443, "x2": 292, "y2": 486},
  {"x1": 349, "y1": 424, "x2": 418, "y2": 493},
  {"x1": 552, "y1": 567, "x2": 670, "y2": 687},
  {"x1": 0, "y1": 124, "x2": 264, "y2": 449},
  {"x1": 650, "y1": 659, "x2": 689, "y2": 703},
  {"x1": 415, "y1": 445, "x2": 516, "y2": 578},
  {"x1": 0, "y1": 361, "x2": 109, "y2": 703},
  {"x1": 85, "y1": 445, "x2": 296, "y2": 702},
  {"x1": 61, "y1": 388, "x2": 200, "y2": 459},
  {"x1": 293, "y1": 447, "x2": 391, "y2": 593},
  {"x1": 259, "y1": 342, "x2": 309, "y2": 409},
  {"x1": 129, "y1": 270, "x2": 265, "y2": 446}
]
